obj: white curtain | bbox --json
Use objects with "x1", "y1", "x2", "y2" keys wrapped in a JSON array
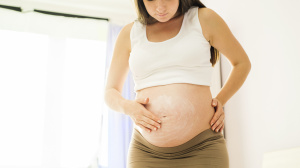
[
  {"x1": 98, "y1": 21, "x2": 135, "y2": 168},
  {"x1": 0, "y1": 7, "x2": 108, "y2": 168}
]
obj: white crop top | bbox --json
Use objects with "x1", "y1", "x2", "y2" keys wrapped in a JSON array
[{"x1": 129, "y1": 6, "x2": 213, "y2": 93}]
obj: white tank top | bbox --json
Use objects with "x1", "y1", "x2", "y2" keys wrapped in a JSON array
[{"x1": 129, "y1": 6, "x2": 213, "y2": 93}]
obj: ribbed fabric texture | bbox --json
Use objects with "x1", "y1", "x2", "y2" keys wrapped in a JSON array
[
  {"x1": 127, "y1": 128, "x2": 229, "y2": 168},
  {"x1": 129, "y1": 6, "x2": 213, "y2": 93}
]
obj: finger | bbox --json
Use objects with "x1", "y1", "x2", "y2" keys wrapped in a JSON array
[
  {"x1": 213, "y1": 100, "x2": 219, "y2": 112},
  {"x1": 214, "y1": 102, "x2": 218, "y2": 112},
  {"x1": 144, "y1": 111, "x2": 162, "y2": 124},
  {"x1": 136, "y1": 123, "x2": 152, "y2": 133},
  {"x1": 136, "y1": 97, "x2": 149, "y2": 105},
  {"x1": 140, "y1": 119, "x2": 158, "y2": 132},
  {"x1": 220, "y1": 124, "x2": 224, "y2": 132},
  {"x1": 212, "y1": 99, "x2": 217, "y2": 106},
  {"x1": 142, "y1": 116, "x2": 161, "y2": 129},
  {"x1": 215, "y1": 119, "x2": 224, "y2": 132},
  {"x1": 210, "y1": 110, "x2": 223, "y2": 126},
  {"x1": 211, "y1": 114, "x2": 225, "y2": 130}
]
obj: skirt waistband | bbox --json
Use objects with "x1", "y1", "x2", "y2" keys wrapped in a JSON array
[{"x1": 132, "y1": 127, "x2": 224, "y2": 153}]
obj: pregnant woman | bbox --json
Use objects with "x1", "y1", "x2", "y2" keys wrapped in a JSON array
[{"x1": 104, "y1": 0, "x2": 251, "y2": 167}]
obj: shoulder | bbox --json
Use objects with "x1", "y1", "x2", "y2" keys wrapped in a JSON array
[
  {"x1": 122, "y1": 21, "x2": 135, "y2": 32},
  {"x1": 117, "y1": 21, "x2": 135, "y2": 52},
  {"x1": 197, "y1": 7, "x2": 222, "y2": 23},
  {"x1": 197, "y1": 7, "x2": 225, "y2": 44},
  {"x1": 197, "y1": 7, "x2": 216, "y2": 17},
  {"x1": 120, "y1": 21, "x2": 135, "y2": 37},
  {"x1": 118, "y1": 21, "x2": 135, "y2": 39}
]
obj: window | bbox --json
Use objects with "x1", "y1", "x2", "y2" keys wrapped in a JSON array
[{"x1": 0, "y1": 7, "x2": 108, "y2": 168}]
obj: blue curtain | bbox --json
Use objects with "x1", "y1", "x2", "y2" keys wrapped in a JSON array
[{"x1": 100, "y1": 22, "x2": 135, "y2": 168}]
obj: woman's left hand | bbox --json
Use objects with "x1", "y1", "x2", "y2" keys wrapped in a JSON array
[{"x1": 210, "y1": 98, "x2": 225, "y2": 132}]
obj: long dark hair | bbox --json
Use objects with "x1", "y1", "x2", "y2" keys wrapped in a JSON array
[{"x1": 133, "y1": 0, "x2": 220, "y2": 67}]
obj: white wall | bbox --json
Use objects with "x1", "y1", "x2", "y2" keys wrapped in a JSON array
[{"x1": 202, "y1": 0, "x2": 300, "y2": 168}]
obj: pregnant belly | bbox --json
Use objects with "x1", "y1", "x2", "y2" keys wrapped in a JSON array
[{"x1": 134, "y1": 83, "x2": 215, "y2": 147}]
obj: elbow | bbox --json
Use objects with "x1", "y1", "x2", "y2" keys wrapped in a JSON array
[
  {"x1": 233, "y1": 62, "x2": 251, "y2": 68},
  {"x1": 245, "y1": 61, "x2": 251, "y2": 75},
  {"x1": 104, "y1": 87, "x2": 120, "y2": 104},
  {"x1": 104, "y1": 88, "x2": 113, "y2": 105},
  {"x1": 245, "y1": 61, "x2": 251, "y2": 70},
  {"x1": 237, "y1": 60, "x2": 251, "y2": 69},
  {"x1": 233, "y1": 61, "x2": 251, "y2": 74},
  {"x1": 244, "y1": 62, "x2": 251, "y2": 72},
  {"x1": 247, "y1": 61, "x2": 252, "y2": 70}
]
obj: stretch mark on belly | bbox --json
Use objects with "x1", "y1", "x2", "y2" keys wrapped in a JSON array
[{"x1": 142, "y1": 94, "x2": 198, "y2": 145}]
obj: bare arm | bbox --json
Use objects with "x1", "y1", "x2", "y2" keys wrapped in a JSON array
[
  {"x1": 104, "y1": 22, "x2": 134, "y2": 115},
  {"x1": 103, "y1": 22, "x2": 162, "y2": 132},
  {"x1": 202, "y1": 8, "x2": 252, "y2": 106},
  {"x1": 104, "y1": 89, "x2": 130, "y2": 114}
]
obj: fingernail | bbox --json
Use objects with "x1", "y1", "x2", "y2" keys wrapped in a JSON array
[{"x1": 158, "y1": 120, "x2": 162, "y2": 123}]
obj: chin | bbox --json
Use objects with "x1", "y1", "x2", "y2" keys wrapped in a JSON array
[{"x1": 155, "y1": 17, "x2": 170, "y2": 23}]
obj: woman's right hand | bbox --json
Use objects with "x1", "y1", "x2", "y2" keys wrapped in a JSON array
[{"x1": 124, "y1": 97, "x2": 162, "y2": 133}]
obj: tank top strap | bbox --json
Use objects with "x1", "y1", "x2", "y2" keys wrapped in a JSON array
[
  {"x1": 185, "y1": 6, "x2": 206, "y2": 39},
  {"x1": 130, "y1": 19, "x2": 144, "y2": 50}
]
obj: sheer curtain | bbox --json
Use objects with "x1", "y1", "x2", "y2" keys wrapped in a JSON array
[
  {"x1": 0, "y1": 7, "x2": 108, "y2": 168},
  {"x1": 98, "y1": 21, "x2": 135, "y2": 168}
]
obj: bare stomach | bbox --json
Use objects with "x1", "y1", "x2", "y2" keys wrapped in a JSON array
[{"x1": 134, "y1": 83, "x2": 215, "y2": 147}]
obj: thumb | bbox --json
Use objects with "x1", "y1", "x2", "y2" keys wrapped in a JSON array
[
  {"x1": 212, "y1": 99, "x2": 217, "y2": 106},
  {"x1": 136, "y1": 97, "x2": 149, "y2": 105}
]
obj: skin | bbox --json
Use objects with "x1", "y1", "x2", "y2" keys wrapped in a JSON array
[
  {"x1": 138, "y1": 94, "x2": 198, "y2": 146},
  {"x1": 104, "y1": 0, "x2": 251, "y2": 133},
  {"x1": 143, "y1": 0, "x2": 181, "y2": 24}
]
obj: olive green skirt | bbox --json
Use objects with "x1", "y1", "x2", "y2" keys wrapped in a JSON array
[{"x1": 127, "y1": 128, "x2": 229, "y2": 168}]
